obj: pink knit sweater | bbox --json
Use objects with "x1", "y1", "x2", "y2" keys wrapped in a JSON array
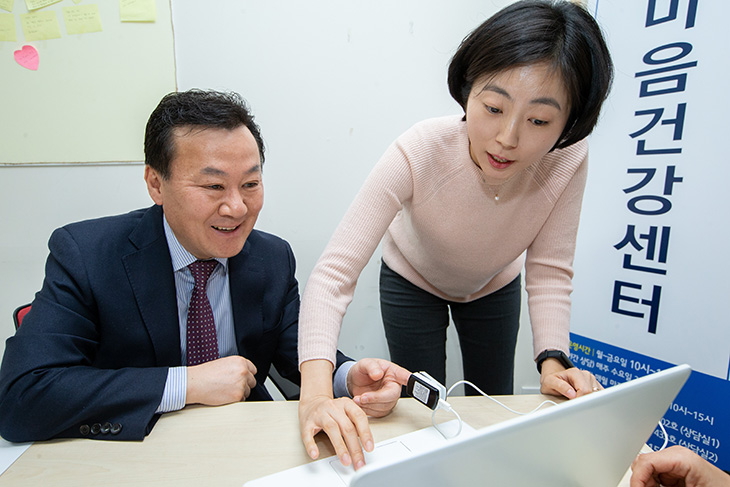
[{"x1": 299, "y1": 115, "x2": 588, "y2": 366}]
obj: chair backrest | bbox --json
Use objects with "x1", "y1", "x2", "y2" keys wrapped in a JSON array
[
  {"x1": 13, "y1": 304, "x2": 31, "y2": 330},
  {"x1": 267, "y1": 364, "x2": 300, "y2": 400}
]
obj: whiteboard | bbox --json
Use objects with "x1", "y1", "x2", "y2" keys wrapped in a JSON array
[{"x1": 0, "y1": 0, "x2": 176, "y2": 164}]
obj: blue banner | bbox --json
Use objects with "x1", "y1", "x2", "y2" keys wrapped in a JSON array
[{"x1": 570, "y1": 333, "x2": 728, "y2": 470}]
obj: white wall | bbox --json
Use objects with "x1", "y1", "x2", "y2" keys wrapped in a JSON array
[
  {"x1": 0, "y1": 163, "x2": 152, "y2": 353},
  {"x1": 0, "y1": 0, "x2": 542, "y2": 395}
]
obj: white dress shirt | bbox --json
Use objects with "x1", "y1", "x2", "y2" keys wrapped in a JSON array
[{"x1": 156, "y1": 217, "x2": 351, "y2": 413}]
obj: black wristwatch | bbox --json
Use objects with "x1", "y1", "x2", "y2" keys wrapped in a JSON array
[{"x1": 536, "y1": 349, "x2": 574, "y2": 373}]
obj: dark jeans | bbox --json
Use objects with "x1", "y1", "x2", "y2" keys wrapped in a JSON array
[{"x1": 380, "y1": 261, "x2": 521, "y2": 395}]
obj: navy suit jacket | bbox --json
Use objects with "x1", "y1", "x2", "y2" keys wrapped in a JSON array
[{"x1": 0, "y1": 205, "x2": 346, "y2": 442}]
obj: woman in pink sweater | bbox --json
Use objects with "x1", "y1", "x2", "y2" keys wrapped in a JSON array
[{"x1": 298, "y1": 0, "x2": 614, "y2": 470}]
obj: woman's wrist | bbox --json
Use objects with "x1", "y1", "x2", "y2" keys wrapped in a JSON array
[{"x1": 300, "y1": 358, "x2": 335, "y2": 400}]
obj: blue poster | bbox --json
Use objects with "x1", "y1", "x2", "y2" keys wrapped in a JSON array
[
  {"x1": 570, "y1": 333, "x2": 729, "y2": 470},
  {"x1": 572, "y1": 0, "x2": 730, "y2": 473}
]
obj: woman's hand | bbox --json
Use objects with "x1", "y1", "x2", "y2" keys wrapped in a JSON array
[{"x1": 539, "y1": 357, "x2": 602, "y2": 399}]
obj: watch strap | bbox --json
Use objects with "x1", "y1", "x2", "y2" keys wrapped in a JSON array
[{"x1": 536, "y1": 349, "x2": 574, "y2": 373}]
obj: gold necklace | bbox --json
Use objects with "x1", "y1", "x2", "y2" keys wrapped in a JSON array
[
  {"x1": 481, "y1": 179, "x2": 501, "y2": 202},
  {"x1": 471, "y1": 156, "x2": 502, "y2": 201},
  {"x1": 488, "y1": 185, "x2": 500, "y2": 202}
]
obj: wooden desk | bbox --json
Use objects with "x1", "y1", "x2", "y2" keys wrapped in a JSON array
[{"x1": 0, "y1": 396, "x2": 637, "y2": 486}]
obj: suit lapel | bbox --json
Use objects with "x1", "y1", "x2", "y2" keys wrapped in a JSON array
[
  {"x1": 122, "y1": 205, "x2": 181, "y2": 366},
  {"x1": 229, "y1": 241, "x2": 264, "y2": 358}
]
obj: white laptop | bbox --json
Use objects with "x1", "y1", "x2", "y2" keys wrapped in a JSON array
[{"x1": 246, "y1": 364, "x2": 691, "y2": 487}]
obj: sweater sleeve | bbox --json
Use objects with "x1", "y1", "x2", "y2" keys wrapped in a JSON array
[
  {"x1": 298, "y1": 138, "x2": 415, "y2": 366},
  {"x1": 524, "y1": 148, "x2": 589, "y2": 360}
]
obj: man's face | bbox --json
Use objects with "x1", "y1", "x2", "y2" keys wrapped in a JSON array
[{"x1": 145, "y1": 125, "x2": 263, "y2": 260}]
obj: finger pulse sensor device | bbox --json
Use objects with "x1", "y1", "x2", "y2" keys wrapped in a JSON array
[
  {"x1": 406, "y1": 372, "x2": 462, "y2": 439},
  {"x1": 407, "y1": 372, "x2": 446, "y2": 410}
]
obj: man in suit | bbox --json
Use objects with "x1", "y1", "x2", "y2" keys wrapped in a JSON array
[{"x1": 0, "y1": 90, "x2": 409, "y2": 446}]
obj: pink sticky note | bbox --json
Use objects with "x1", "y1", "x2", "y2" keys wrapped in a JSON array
[{"x1": 14, "y1": 45, "x2": 39, "y2": 71}]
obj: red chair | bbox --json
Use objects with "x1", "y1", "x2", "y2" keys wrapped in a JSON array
[{"x1": 12, "y1": 304, "x2": 31, "y2": 330}]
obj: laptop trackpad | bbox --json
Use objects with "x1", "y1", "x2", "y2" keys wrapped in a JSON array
[{"x1": 329, "y1": 440, "x2": 413, "y2": 484}]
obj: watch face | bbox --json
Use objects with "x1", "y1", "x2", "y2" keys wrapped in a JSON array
[{"x1": 551, "y1": 351, "x2": 572, "y2": 368}]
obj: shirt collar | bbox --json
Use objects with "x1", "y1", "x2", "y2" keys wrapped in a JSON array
[{"x1": 163, "y1": 216, "x2": 228, "y2": 273}]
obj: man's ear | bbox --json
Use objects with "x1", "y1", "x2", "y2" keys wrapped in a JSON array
[{"x1": 144, "y1": 165, "x2": 164, "y2": 206}]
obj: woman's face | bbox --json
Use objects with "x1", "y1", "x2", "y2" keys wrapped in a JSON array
[{"x1": 465, "y1": 63, "x2": 570, "y2": 185}]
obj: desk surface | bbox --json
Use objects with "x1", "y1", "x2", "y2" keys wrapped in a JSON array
[{"x1": 0, "y1": 395, "x2": 637, "y2": 486}]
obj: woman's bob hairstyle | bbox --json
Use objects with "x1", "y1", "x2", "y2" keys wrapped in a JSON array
[{"x1": 447, "y1": 0, "x2": 614, "y2": 150}]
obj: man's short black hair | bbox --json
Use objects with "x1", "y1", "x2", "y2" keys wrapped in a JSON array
[{"x1": 144, "y1": 89, "x2": 265, "y2": 179}]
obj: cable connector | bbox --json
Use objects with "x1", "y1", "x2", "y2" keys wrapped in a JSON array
[
  {"x1": 432, "y1": 398, "x2": 462, "y2": 439},
  {"x1": 437, "y1": 398, "x2": 454, "y2": 412},
  {"x1": 406, "y1": 372, "x2": 463, "y2": 439}
]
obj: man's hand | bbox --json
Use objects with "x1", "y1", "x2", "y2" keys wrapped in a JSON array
[
  {"x1": 186, "y1": 355, "x2": 257, "y2": 406},
  {"x1": 630, "y1": 446, "x2": 730, "y2": 487},
  {"x1": 539, "y1": 358, "x2": 602, "y2": 399},
  {"x1": 347, "y1": 358, "x2": 411, "y2": 418}
]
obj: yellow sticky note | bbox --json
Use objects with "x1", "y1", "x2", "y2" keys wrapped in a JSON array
[
  {"x1": 120, "y1": 0, "x2": 155, "y2": 22},
  {"x1": 63, "y1": 4, "x2": 102, "y2": 35},
  {"x1": 0, "y1": 13, "x2": 16, "y2": 41},
  {"x1": 20, "y1": 10, "x2": 61, "y2": 41},
  {"x1": 25, "y1": 0, "x2": 61, "y2": 10},
  {"x1": 0, "y1": 0, "x2": 14, "y2": 14}
]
